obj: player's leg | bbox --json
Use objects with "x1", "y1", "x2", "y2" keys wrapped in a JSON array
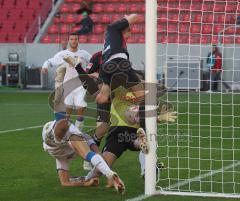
[
  {"x1": 92, "y1": 102, "x2": 111, "y2": 146},
  {"x1": 64, "y1": 92, "x2": 74, "y2": 120},
  {"x1": 69, "y1": 134, "x2": 125, "y2": 194}
]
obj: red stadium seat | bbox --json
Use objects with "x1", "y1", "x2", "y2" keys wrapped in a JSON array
[
  {"x1": 90, "y1": 14, "x2": 98, "y2": 23},
  {"x1": 8, "y1": 10, "x2": 22, "y2": 20},
  {"x1": 118, "y1": 4, "x2": 127, "y2": 12},
  {"x1": 204, "y1": 14, "x2": 213, "y2": 23},
  {"x1": 54, "y1": 15, "x2": 65, "y2": 23},
  {"x1": 211, "y1": 36, "x2": 219, "y2": 44},
  {"x1": 65, "y1": 0, "x2": 75, "y2": 3},
  {"x1": 15, "y1": 0, "x2": 28, "y2": 9},
  {"x1": 158, "y1": 35, "x2": 167, "y2": 43},
  {"x1": 93, "y1": 24, "x2": 104, "y2": 34},
  {"x1": 138, "y1": 15, "x2": 144, "y2": 23},
  {"x1": 0, "y1": 32, "x2": 8, "y2": 42},
  {"x1": 214, "y1": 3, "x2": 225, "y2": 12},
  {"x1": 131, "y1": 25, "x2": 141, "y2": 33},
  {"x1": 179, "y1": 23, "x2": 189, "y2": 33},
  {"x1": 168, "y1": 24, "x2": 177, "y2": 33},
  {"x1": 1, "y1": 21, "x2": 15, "y2": 32},
  {"x1": 223, "y1": 37, "x2": 233, "y2": 44},
  {"x1": 202, "y1": 25, "x2": 212, "y2": 34},
  {"x1": 2, "y1": 0, "x2": 16, "y2": 9},
  {"x1": 138, "y1": 35, "x2": 145, "y2": 43},
  {"x1": 129, "y1": 4, "x2": 139, "y2": 12},
  {"x1": 112, "y1": 14, "x2": 122, "y2": 22},
  {"x1": 235, "y1": 37, "x2": 240, "y2": 44},
  {"x1": 190, "y1": 24, "x2": 201, "y2": 33},
  {"x1": 200, "y1": 35, "x2": 209, "y2": 44},
  {"x1": 66, "y1": 14, "x2": 76, "y2": 23},
  {"x1": 157, "y1": 24, "x2": 166, "y2": 33},
  {"x1": 92, "y1": 4, "x2": 104, "y2": 13},
  {"x1": 100, "y1": 14, "x2": 111, "y2": 23},
  {"x1": 169, "y1": 13, "x2": 178, "y2": 22},
  {"x1": 214, "y1": 25, "x2": 224, "y2": 35},
  {"x1": 48, "y1": 24, "x2": 58, "y2": 34},
  {"x1": 88, "y1": 35, "x2": 99, "y2": 43},
  {"x1": 60, "y1": 24, "x2": 69, "y2": 34},
  {"x1": 79, "y1": 35, "x2": 87, "y2": 43},
  {"x1": 53, "y1": 36, "x2": 60, "y2": 43},
  {"x1": 139, "y1": 4, "x2": 145, "y2": 12},
  {"x1": 179, "y1": 35, "x2": 189, "y2": 44},
  {"x1": 158, "y1": 13, "x2": 167, "y2": 23},
  {"x1": 226, "y1": 3, "x2": 237, "y2": 13},
  {"x1": 71, "y1": 3, "x2": 81, "y2": 12},
  {"x1": 60, "y1": 4, "x2": 70, "y2": 13},
  {"x1": 225, "y1": 27, "x2": 235, "y2": 34},
  {"x1": 106, "y1": 4, "x2": 115, "y2": 12},
  {"x1": 193, "y1": 14, "x2": 202, "y2": 23},
  {"x1": 27, "y1": 1, "x2": 42, "y2": 9},
  {"x1": 215, "y1": 15, "x2": 225, "y2": 24},
  {"x1": 41, "y1": 35, "x2": 52, "y2": 43},
  {"x1": 14, "y1": 21, "x2": 29, "y2": 33},
  {"x1": 190, "y1": 35, "x2": 200, "y2": 44},
  {"x1": 182, "y1": 13, "x2": 190, "y2": 22},
  {"x1": 8, "y1": 33, "x2": 23, "y2": 43},
  {"x1": 127, "y1": 36, "x2": 137, "y2": 43},
  {"x1": 71, "y1": 26, "x2": 79, "y2": 32}
]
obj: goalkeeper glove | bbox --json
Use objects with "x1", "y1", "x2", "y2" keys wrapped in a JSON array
[{"x1": 157, "y1": 111, "x2": 177, "y2": 123}]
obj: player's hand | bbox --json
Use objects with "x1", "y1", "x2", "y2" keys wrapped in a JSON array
[
  {"x1": 89, "y1": 72, "x2": 99, "y2": 78},
  {"x1": 83, "y1": 177, "x2": 100, "y2": 187},
  {"x1": 41, "y1": 68, "x2": 48, "y2": 74},
  {"x1": 158, "y1": 111, "x2": 177, "y2": 123}
]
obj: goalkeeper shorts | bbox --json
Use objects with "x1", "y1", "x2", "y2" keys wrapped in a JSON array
[{"x1": 103, "y1": 126, "x2": 139, "y2": 158}]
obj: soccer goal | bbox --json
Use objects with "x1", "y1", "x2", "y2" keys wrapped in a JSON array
[{"x1": 145, "y1": 0, "x2": 240, "y2": 198}]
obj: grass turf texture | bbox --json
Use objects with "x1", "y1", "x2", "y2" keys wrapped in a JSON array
[{"x1": 0, "y1": 92, "x2": 239, "y2": 201}]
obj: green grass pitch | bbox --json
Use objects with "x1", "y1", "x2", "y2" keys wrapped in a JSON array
[{"x1": 0, "y1": 91, "x2": 239, "y2": 201}]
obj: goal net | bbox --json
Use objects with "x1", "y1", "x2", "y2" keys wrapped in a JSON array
[{"x1": 145, "y1": 0, "x2": 240, "y2": 198}]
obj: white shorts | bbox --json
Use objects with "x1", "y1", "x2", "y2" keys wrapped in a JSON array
[{"x1": 64, "y1": 86, "x2": 87, "y2": 108}]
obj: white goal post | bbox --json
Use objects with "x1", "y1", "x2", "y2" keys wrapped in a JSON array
[{"x1": 145, "y1": 0, "x2": 240, "y2": 198}]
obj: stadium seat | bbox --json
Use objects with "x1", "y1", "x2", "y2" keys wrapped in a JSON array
[
  {"x1": 215, "y1": 14, "x2": 225, "y2": 24},
  {"x1": 157, "y1": 24, "x2": 166, "y2": 33},
  {"x1": 214, "y1": 3, "x2": 225, "y2": 13},
  {"x1": 200, "y1": 35, "x2": 209, "y2": 44},
  {"x1": 138, "y1": 15, "x2": 145, "y2": 23},
  {"x1": 190, "y1": 24, "x2": 201, "y2": 33},
  {"x1": 27, "y1": 1, "x2": 42, "y2": 9},
  {"x1": 41, "y1": 35, "x2": 52, "y2": 43},
  {"x1": 60, "y1": 24, "x2": 69, "y2": 34},
  {"x1": 190, "y1": 35, "x2": 200, "y2": 43},
  {"x1": 90, "y1": 14, "x2": 98, "y2": 23},
  {"x1": 158, "y1": 13, "x2": 167, "y2": 23},
  {"x1": 127, "y1": 36, "x2": 137, "y2": 43},
  {"x1": 7, "y1": 33, "x2": 23, "y2": 43},
  {"x1": 235, "y1": 37, "x2": 240, "y2": 44},
  {"x1": 53, "y1": 15, "x2": 65, "y2": 23},
  {"x1": 53, "y1": 36, "x2": 60, "y2": 43},
  {"x1": 182, "y1": 13, "x2": 190, "y2": 22},
  {"x1": 8, "y1": 10, "x2": 22, "y2": 20},
  {"x1": 15, "y1": 0, "x2": 28, "y2": 8},
  {"x1": 14, "y1": 21, "x2": 29, "y2": 33},
  {"x1": 179, "y1": 23, "x2": 189, "y2": 33},
  {"x1": 158, "y1": 35, "x2": 167, "y2": 43},
  {"x1": 129, "y1": 4, "x2": 139, "y2": 12},
  {"x1": 101, "y1": 14, "x2": 111, "y2": 23},
  {"x1": 88, "y1": 35, "x2": 99, "y2": 43},
  {"x1": 226, "y1": 3, "x2": 236, "y2": 13},
  {"x1": 93, "y1": 24, "x2": 105, "y2": 34},
  {"x1": 66, "y1": 14, "x2": 76, "y2": 23},
  {"x1": 192, "y1": 14, "x2": 202, "y2": 23},
  {"x1": 105, "y1": 4, "x2": 115, "y2": 12},
  {"x1": 2, "y1": 0, "x2": 16, "y2": 9},
  {"x1": 65, "y1": 0, "x2": 75, "y2": 3},
  {"x1": 223, "y1": 37, "x2": 233, "y2": 44},
  {"x1": 179, "y1": 35, "x2": 188, "y2": 43},
  {"x1": 225, "y1": 27, "x2": 235, "y2": 34},
  {"x1": 71, "y1": 3, "x2": 81, "y2": 12},
  {"x1": 131, "y1": 25, "x2": 141, "y2": 33},
  {"x1": 0, "y1": 21, "x2": 15, "y2": 32},
  {"x1": 214, "y1": 25, "x2": 224, "y2": 35},
  {"x1": 169, "y1": 13, "x2": 178, "y2": 22},
  {"x1": 168, "y1": 24, "x2": 177, "y2": 33},
  {"x1": 118, "y1": 4, "x2": 127, "y2": 12},
  {"x1": 202, "y1": 25, "x2": 212, "y2": 34},
  {"x1": 211, "y1": 36, "x2": 219, "y2": 44},
  {"x1": 0, "y1": 32, "x2": 8, "y2": 42},
  {"x1": 92, "y1": 4, "x2": 104, "y2": 13},
  {"x1": 60, "y1": 4, "x2": 70, "y2": 13},
  {"x1": 112, "y1": 14, "x2": 122, "y2": 22},
  {"x1": 139, "y1": 4, "x2": 145, "y2": 12},
  {"x1": 204, "y1": 14, "x2": 213, "y2": 23},
  {"x1": 79, "y1": 35, "x2": 87, "y2": 43},
  {"x1": 138, "y1": 35, "x2": 145, "y2": 43},
  {"x1": 48, "y1": 24, "x2": 58, "y2": 34}
]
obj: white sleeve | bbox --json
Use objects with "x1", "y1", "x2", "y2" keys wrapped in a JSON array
[
  {"x1": 56, "y1": 158, "x2": 70, "y2": 171},
  {"x1": 43, "y1": 51, "x2": 65, "y2": 68}
]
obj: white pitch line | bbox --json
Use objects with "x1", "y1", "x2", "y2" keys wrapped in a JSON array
[
  {"x1": 126, "y1": 161, "x2": 240, "y2": 201},
  {"x1": 0, "y1": 125, "x2": 43, "y2": 134}
]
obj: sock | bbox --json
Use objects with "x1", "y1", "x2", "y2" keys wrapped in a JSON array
[
  {"x1": 86, "y1": 152, "x2": 113, "y2": 178},
  {"x1": 54, "y1": 112, "x2": 66, "y2": 121},
  {"x1": 139, "y1": 151, "x2": 145, "y2": 176},
  {"x1": 75, "y1": 117, "x2": 84, "y2": 130},
  {"x1": 93, "y1": 134, "x2": 102, "y2": 146},
  {"x1": 85, "y1": 167, "x2": 99, "y2": 180}
]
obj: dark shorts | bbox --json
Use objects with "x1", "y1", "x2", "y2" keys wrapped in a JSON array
[
  {"x1": 103, "y1": 126, "x2": 139, "y2": 158},
  {"x1": 99, "y1": 58, "x2": 141, "y2": 89},
  {"x1": 96, "y1": 102, "x2": 111, "y2": 123}
]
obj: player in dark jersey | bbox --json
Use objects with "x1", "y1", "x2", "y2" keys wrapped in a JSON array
[{"x1": 95, "y1": 14, "x2": 145, "y2": 105}]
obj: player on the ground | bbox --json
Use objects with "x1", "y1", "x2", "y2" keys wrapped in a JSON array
[
  {"x1": 42, "y1": 119, "x2": 125, "y2": 194},
  {"x1": 41, "y1": 33, "x2": 91, "y2": 131}
]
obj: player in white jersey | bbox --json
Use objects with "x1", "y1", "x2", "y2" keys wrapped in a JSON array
[
  {"x1": 42, "y1": 119, "x2": 125, "y2": 194},
  {"x1": 41, "y1": 33, "x2": 91, "y2": 130}
]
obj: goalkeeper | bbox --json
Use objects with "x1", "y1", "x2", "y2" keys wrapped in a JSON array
[{"x1": 84, "y1": 86, "x2": 177, "y2": 186}]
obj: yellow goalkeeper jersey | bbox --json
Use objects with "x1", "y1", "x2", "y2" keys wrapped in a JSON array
[{"x1": 110, "y1": 86, "x2": 140, "y2": 128}]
